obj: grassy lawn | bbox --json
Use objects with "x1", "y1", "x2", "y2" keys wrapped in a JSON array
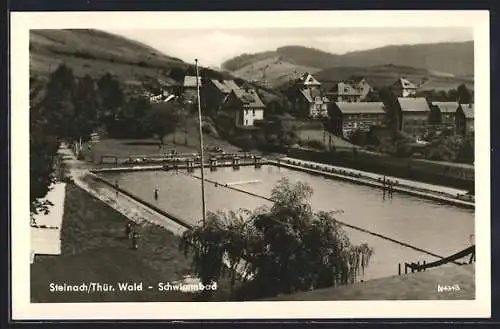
[
  {"x1": 266, "y1": 264, "x2": 475, "y2": 301},
  {"x1": 84, "y1": 119, "x2": 244, "y2": 165},
  {"x1": 30, "y1": 183, "x2": 232, "y2": 302},
  {"x1": 297, "y1": 129, "x2": 356, "y2": 149}
]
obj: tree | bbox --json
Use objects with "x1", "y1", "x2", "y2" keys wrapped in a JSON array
[
  {"x1": 97, "y1": 72, "x2": 124, "y2": 124},
  {"x1": 180, "y1": 178, "x2": 373, "y2": 300},
  {"x1": 169, "y1": 67, "x2": 186, "y2": 82},
  {"x1": 40, "y1": 64, "x2": 76, "y2": 139},
  {"x1": 142, "y1": 103, "x2": 181, "y2": 144},
  {"x1": 119, "y1": 94, "x2": 151, "y2": 137},
  {"x1": 72, "y1": 75, "x2": 101, "y2": 141},
  {"x1": 457, "y1": 84, "x2": 472, "y2": 104}
]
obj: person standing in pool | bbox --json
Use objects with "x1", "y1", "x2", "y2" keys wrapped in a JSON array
[
  {"x1": 154, "y1": 188, "x2": 159, "y2": 201},
  {"x1": 115, "y1": 180, "x2": 119, "y2": 197}
]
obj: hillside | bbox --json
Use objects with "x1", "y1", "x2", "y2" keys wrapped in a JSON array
[
  {"x1": 222, "y1": 41, "x2": 474, "y2": 89},
  {"x1": 30, "y1": 29, "x2": 192, "y2": 85},
  {"x1": 314, "y1": 64, "x2": 474, "y2": 91},
  {"x1": 29, "y1": 29, "x2": 288, "y2": 104}
]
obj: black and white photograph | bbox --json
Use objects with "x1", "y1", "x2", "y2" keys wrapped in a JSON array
[{"x1": 11, "y1": 10, "x2": 490, "y2": 319}]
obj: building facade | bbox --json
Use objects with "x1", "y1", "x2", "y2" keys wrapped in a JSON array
[
  {"x1": 327, "y1": 82, "x2": 362, "y2": 103},
  {"x1": 223, "y1": 87, "x2": 265, "y2": 128},
  {"x1": 456, "y1": 103, "x2": 474, "y2": 136},
  {"x1": 391, "y1": 77, "x2": 418, "y2": 98},
  {"x1": 431, "y1": 101, "x2": 459, "y2": 132},
  {"x1": 182, "y1": 76, "x2": 202, "y2": 103},
  {"x1": 202, "y1": 79, "x2": 239, "y2": 115},
  {"x1": 397, "y1": 97, "x2": 431, "y2": 138},
  {"x1": 289, "y1": 73, "x2": 329, "y2": 118},
  {"x1": 328, "y1": 102, "x2": 387, "y2": 138}
]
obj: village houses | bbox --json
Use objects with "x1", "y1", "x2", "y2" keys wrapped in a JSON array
[
  {"x1": 328, "y1": 102, "x2": 386, "y2": 138},
  {"x1": 431, "y1": 101, "x2": 460, "y2": 132},
  {"x1": 222, "y1": 86, "x2": 265, "y2": 128},
  {"x1": 327, "y1": 82, "x2": 362, "y2": 103},
  {"x1": 390, "y1": 77, "x2": 418, "y2": 98},
  {"x1": 456, "y1": 103, "x2": 474, "y2": 137},
  {"x1": 396, "y1": 97, "x2": 431, "y2": 139},
  {"x1": 182, "y1": 75, "x2": 202, "y2": 103},
  {"x1": 289, "y1": 73, "x2": 329, "y2": 118},
  {"x1": 202, "y1": 79, "x2": 240, "y2": 115}
]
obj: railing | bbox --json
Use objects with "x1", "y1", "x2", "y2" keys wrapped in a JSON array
[{"x1": 398, "y1": 245, "x2": 475, "y2": 275}]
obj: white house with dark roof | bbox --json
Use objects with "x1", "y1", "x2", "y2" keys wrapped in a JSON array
[
  {"x1": 391, "y1": 77, "x2": 418, "y2": 98},
  {"x1": 222, "y1": 87, "x2": 265, "y2": 127},
  {"x1": 456, "y1": 103, "x2": 474, "y2": 136},
  {"x1": 397, "y1": 97, "x2": 431, "y2": 138},
  {"x1": 290, "y1": 72, "x2": 329, "y2": 118},
  {"x1": 328, "y1": 102, "x2": 386, "y2": 137}
]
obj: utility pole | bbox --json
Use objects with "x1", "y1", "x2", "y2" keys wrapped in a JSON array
[{"x1": 195, "y1": 59, "x2": 207, "y2": 225}]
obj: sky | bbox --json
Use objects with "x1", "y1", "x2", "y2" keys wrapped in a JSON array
[{"x1": 106, "y1": 27, "x2": 473, "y2": 68}]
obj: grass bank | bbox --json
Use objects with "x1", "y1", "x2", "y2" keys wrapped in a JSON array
[{"x1": 30, "y1": 183, "x2": 232, "y2": 302}]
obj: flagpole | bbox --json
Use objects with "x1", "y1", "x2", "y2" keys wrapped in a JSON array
[{"x1": 195, "y1": 59, "x2": 207, "y2": 225}]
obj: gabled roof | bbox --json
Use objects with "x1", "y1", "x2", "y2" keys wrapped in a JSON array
[
  {"x1": 299, "y1": 88, "x2": 323, "y2": 103},
  {"x1": 394, "y1": 77, "x2": 417, "y2": 89},
  {"x1": 432, "y1": 101, "x2": 459, "y2": 113},
  {"x1": 157, "y1": 77, "x2": 178, "y2": 86},
  {"x1": 330, "y1": 82, "x2": 361, "y2": 96},
  {"x1": 211, "y1": 79, "x2": 232, "y2": 93},
  {"x1": 183, "y1": 76, "x2": 202, "y2": 87},
  {"x1": 232, "y1": 88, "x2": 265, "y2": 108},
  {"x1": 460, "y1": 103, "x2": 474, "y2": 118},
  {"x1": 297, "y1": 72, "x2": 321, "y2": 86},
  {"x1": 335, "y1": 102, "x2": 385, "y2": 114},
  {"x1": 398, "y1": 97, "x2": 431, "y2": 112}
]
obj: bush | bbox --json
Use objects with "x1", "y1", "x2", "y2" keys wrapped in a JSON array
[
  {"x1": 303, "y1": 140, "x2": 327, "y2": 151},
  {"x1": 232, "y1": 134, "x2": 256, "y2": 151},
  {"x1": 180, "y1": 178, "x2": 373, "y2": 300},
  {"x1": 202, "y1": 122, "x2": 218, "y2": 136}
]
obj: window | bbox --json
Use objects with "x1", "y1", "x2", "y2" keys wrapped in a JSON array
[
  {"x1": 252, "y1": 109, "x2": 255, "y2": 116},
  {"x1": 245, "y1": 119, "x2": 248, "y2": 126}
]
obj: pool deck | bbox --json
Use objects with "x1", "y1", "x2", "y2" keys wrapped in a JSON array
[
  {"x1": 265, "y1": 264, "x2": 475, "y2": 301},
  {"x1": 272, "y1": 158, "x2": 474, "y2": 209}
]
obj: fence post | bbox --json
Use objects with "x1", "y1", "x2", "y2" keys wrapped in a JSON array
[
  {"x1": 423, "y1": 260, "x2": 426, "y2": 271},
  {"x1": 417, "y1": 261, "x2": 420, "y2": 272},
  {"x1": 404, "y1": 263, "x2": 408, "y2": 274},
  {"x1": 398, "y1": 263, "x2": 401, "y2": 275}
]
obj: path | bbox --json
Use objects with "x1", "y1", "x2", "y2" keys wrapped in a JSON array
[
  {"x1": 59, "y1": 144, "x2": 188, "y2": 236},
  {"x1": 30, "y1": 182, "x2": 66, "y2": 262},
  {"x1": 282, "y1": 157, "x2": 468, "y2": 196}
]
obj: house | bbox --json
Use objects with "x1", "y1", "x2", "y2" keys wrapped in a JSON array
[
  {"x1": 397, "y1": 97, "x2": 432, "y2": 138},
  {"x1": 182, "y1": 76, "x2": 202, "y2": 103},
  {"x1": 327, "y1": 82, "x2": 362, "y2": 103},
  {"x1": 431, "y1": 101, "x2": 460, "y2": 131},
  {"x1": 202, "y1": 79, "x2": 240, "y2": 114},
  {"x1": 328, "y1": 102, "x2": 386, "y2": 137},
  {"x1": 222, "y1": 87, "x2": 265, "y2": 128},
  {"x1": 391, "y1": 77, "x2": 418, "y2": 98},
  {"x1": 289, "y1": 73, "x2": 329, "y2": 118},
  {"x1": 353, "y1": 78, "x2": 374, "y2": 101},
  {"x1": 456, "y1": 103, "x2": 474, "y2": 136}
]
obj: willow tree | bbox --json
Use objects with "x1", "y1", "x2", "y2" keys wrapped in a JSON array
[{"x1": 180, "y1": 178, "x2": 373, "y2": 300}]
